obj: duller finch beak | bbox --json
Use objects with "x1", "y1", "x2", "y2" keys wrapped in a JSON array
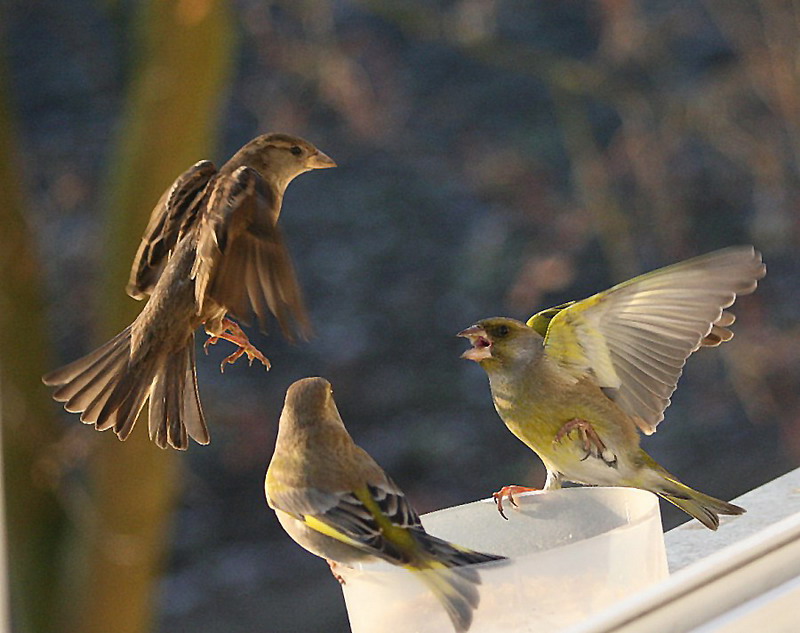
[{"x1": 307, "y1": 150, "x2": 337, "y2": 169}]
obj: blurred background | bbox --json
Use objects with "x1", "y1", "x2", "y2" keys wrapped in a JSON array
[{"x1": 2, "y1": 1, "x2": 799, "y2": 632}]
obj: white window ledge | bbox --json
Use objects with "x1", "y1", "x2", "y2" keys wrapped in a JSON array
[{"x1": 566, "y1": 468, "x2": 800, "y2": 633}]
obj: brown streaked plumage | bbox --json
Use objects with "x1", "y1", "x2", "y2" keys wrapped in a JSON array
[{"x1": 43, "y1": 133, "x2": 335, "y2": 450}]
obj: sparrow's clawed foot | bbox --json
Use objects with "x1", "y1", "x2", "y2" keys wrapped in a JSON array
[{"x1": 204, "y1": 316, "x2": 271, "y2": 372}]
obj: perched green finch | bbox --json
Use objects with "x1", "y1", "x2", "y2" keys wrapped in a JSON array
[
  {"x1": 43, "y1": 134, "x2": 335, "y2": 450},
  {"x1": 459, "y1": 246, "x2": 765, "y2": 530},
  {"x1": 266, "y1": 377, "x2": 506, "y2": 633}
]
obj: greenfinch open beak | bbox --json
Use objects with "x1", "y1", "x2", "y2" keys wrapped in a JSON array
[
  {"x1": 306, "y1": 150, "x2": 337, "y2": 170},
  {"x1": 458, "y1": 325, "x2": 493, "y2": 362}
]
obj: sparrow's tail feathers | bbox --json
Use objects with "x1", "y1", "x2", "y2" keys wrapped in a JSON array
[
  {"x1": 411, "y1": 532, "x2": 506, "y2": 632},
  {"x1": 148, "y1": 333, "x2": 208, "y2": 450},
  {"x1": 43, "y1": 326, "x2": 208, "y2": 450},
  {"x1": 43, "y1": 326, "x2": 141, "y2": 433},
  {"x1": 86, "y1": 331, "x2": 160, "y2": 441},
  {"x1": 43, "y1": 326, "x2": 130, "y2": 393},
  {"x1": 656, "y1": 476, "x2": 745, "y2": 531}
]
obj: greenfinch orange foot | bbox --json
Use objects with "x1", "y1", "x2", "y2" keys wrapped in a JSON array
[
  {"x1": 554, "y1": 418, "x2": 618, "y2": 466},
  {"x1": 493, "y1": 485, "x2": 539, "y2": 519},
  {"x1": 327, "y1": 559, "x2": 346, "y2": 585}
]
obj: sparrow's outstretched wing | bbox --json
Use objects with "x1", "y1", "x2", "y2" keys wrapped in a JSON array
[
  {"x1": 127, "y1": 160, "x2": 217, "y2": 299},
  {"x1": 192, "y1": 165, "x2": 310, "y2": 338}
]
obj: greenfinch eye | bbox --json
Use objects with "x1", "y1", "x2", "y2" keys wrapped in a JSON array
[
  {"x1": 494, "y1": 324, "x2": 510, "y2": 338},
  {"x1": 290, "y1": 145, "x2": 302, "y2": 156}
]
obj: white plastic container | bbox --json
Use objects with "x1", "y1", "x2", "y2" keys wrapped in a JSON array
[{"x1": 338, "y1": 487, "x2": 668, "y2": 633}]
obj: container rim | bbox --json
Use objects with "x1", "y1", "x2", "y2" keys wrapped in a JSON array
[{"x1": 339, "y1": 486, "x2": 661, "y2": 576}]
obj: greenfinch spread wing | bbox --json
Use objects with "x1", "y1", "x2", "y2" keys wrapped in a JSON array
[{"x1": 538, "y1": 246, "x2": 765, "y2": 434}]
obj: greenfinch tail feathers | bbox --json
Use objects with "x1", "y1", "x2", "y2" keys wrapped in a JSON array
[
  {"x1": 413, "y1": 564, "x2": 481, "y2": 633},
  {"x1": 408, "y1": 530, "x2": 505, "y2": 633},
  {"x1": 654, "y1": 477, "x2": 745, "y2": 530}
]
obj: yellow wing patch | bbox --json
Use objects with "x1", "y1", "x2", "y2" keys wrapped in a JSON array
[
  {"x1": 543, "y1": 293, "x2": 621, "y2": 389},
  {"x1": 302, "y1": 514, "x2": 364, "y2": 549},
  {"x1": 526, "y1": 301, "x2": 575, "y2": 337}
]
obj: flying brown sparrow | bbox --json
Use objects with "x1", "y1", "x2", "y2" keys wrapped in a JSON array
[{"x1": 43, "y1": 133, "x2": 335, "y2": 450}]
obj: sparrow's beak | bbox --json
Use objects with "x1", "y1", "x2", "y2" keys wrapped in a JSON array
[
  {"x1": 457, "y1": 325, "x2": 492, "y2": 362},
  {"x1": 307, "y1": 150, "x2": 337, "y2": 170}
]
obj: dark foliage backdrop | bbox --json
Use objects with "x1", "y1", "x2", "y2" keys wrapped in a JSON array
[{"x1": 2, "y1": 1, "x2": 798, "y2": 632}]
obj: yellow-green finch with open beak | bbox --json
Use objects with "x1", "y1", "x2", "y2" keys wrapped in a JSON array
[
  {"x1": 265, "y1": 377, "x2": 506, "y2": 632},
  {"x1": 459, "y1": 246, "x2": 765, "y2": 530}
]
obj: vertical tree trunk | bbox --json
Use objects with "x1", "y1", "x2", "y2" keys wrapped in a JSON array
[
  {"x1": 0, "y1": 43, "x2": 67, "y2": 633},
  {"x1": 68, "y1": 2, "x2": 234, "y2": 632}
]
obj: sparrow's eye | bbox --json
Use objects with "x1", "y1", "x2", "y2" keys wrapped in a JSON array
[
  {"x1": 494, "y1": 325, "x2": 510, "y2": 338},
  {"x1": 290, "y1": 145, "x2": 302, "y2": 156}
]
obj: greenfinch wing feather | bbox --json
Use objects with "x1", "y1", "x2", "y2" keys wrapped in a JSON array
[
  {"x1": 267, "y1": 483, "x2": 344, "y2": 517},
  {"x1": 526, "y1": 301, "x2": 575, "y2": 336},
  {"x1": 270, "y1": 478, "x2": 424, "y2": 563},
  {"x1": 542, "y1": 246, "x2": 765, "y2": 434}
]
